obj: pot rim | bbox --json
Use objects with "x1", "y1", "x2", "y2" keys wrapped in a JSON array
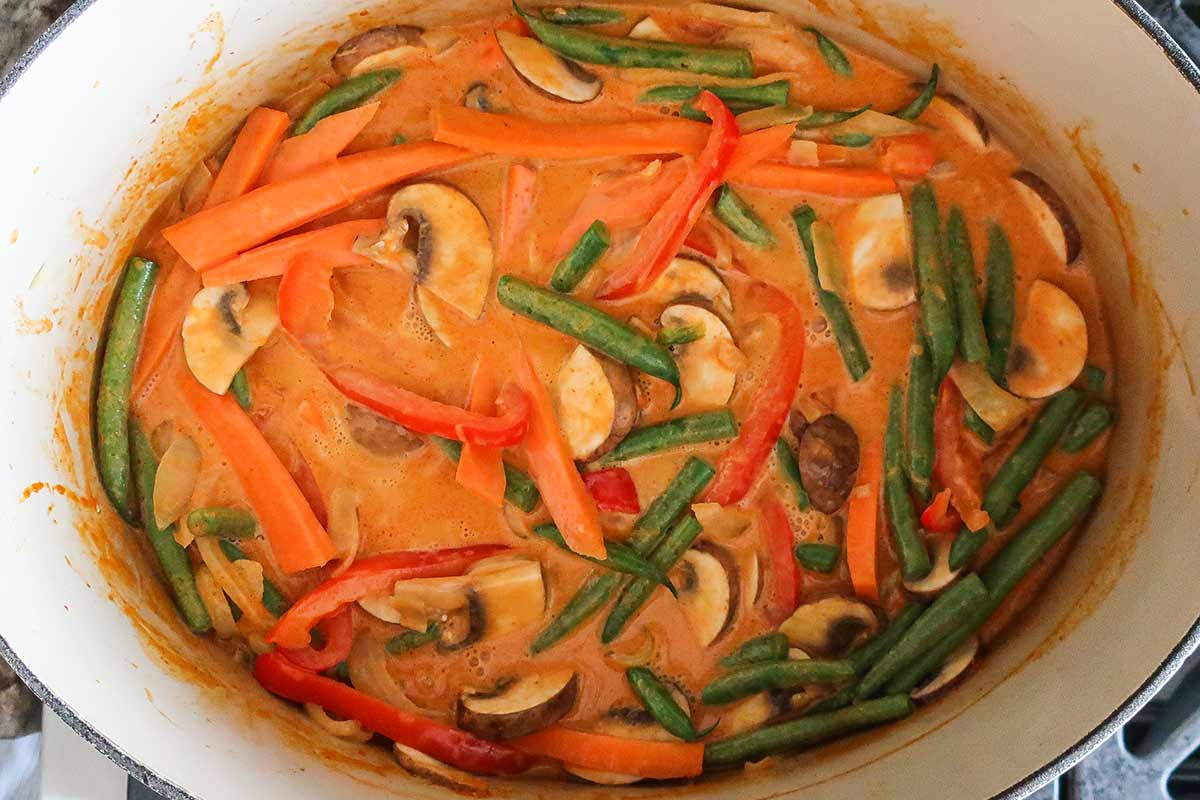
[{"x1": 0, "y1": 2, "x2": 1197, "y2": 799}]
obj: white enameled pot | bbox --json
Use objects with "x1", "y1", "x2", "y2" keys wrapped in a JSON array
[{"x1": 0, "y1": 1, "x2": 1198, "y2": 798}]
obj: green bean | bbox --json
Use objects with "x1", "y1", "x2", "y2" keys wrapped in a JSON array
[
  {"x1": 805, "y1": 27, "x2": 853, "y2": 77},
  {"x1": 846, "y1": 603, "x2": 928, "y2": 676},
  {"x1": 602, "y1": 515, "x2": 702, "y2": 643},
  {"x1": 906, "y1": 329, "x2": 935, "y2": 504},
  {"x1": 430, "y1": 436, "x2": 540, "y2": 512},
  {"x1": 910, "y1": 181, "x2": 958, "y2": 382},
  {"x1": 802, "y1": 684, "x2": 857, "y2": 716},
  {"x1": 96, "y1": 256, "x2": 159, "y2": 524},
  {"x1": 1060, "y1": 404, "x2": 1114, "y2": 452},
  {"x1": 884, "y1": 615, "x2": 980, "y2": 696},
  {"x1": 856, "y1": 574, "x2": 989, "y2": 699},
  {"x1": 885, "y1": 387, "x2": 932, "y2": 581},
  {"x1": 598, "y1": 410, "x2": 737, "y2": 464},
  {"x1": 532, "y1": 523, "x2": 676, "y2": 594},
  {"x1": 964, "y1": 407, "x2": 995, "y2": 445},
  {"x1": 1081, "y1": 364, "x2": 1107, "y2": 395},
  {"x1": 948, "y1": 528, "x2": 989, "y2": 572},
  {"x1": 497, "y1": 275, "x2": 681, "y2": 405},
  {"x1": 714, "y1": 184, "x2": 775, "y2": 248},
  {"x1": 130, "y1": 422, "x2": 211, "y2": 634},
  {"x1": 702, "y1": 658, "x2": 856, "y2": 705},
  {"x1": 229, "y1": 369, "x2": 252, "y2": 411},
  {"x1": 704, "y1": 695, "x2": 913, "y2": 766},
  {"x1": 794, "y1": 543, "x2": 840, "y2": 573},
  {"x1": 996, "y1": 502, "x2": 1022, "y2": 529},
  {"x1": 775, "y1": 438, "x2": 811, "y2": 510},
  {"x1": 518, "y1": 4, "x2": 753, "y2": 77},
  {"x1": 550, "y1": 220, "x2": 610, "y2": 293},
  {"x1": 983, "y1": 222, "x2": 1016, "y2": 384},
  {"x1": 392, "y1": 133, "x2": 408, "y2": 146},
  {"x1": 946, "y1": 207, "x2": 990, "y2": 365},
  {"x1": 627, "y1": 667, "x2": 714, "y2": 740},
  {"x1": 832, "y1": 133, "x2": 873, "y2": 148},
  {"x1": 639, "y1": 80, "x2": 789, "y2": 109},
  {"x1": 219, "y1": 540, "x2": 290, "y2": 617},
  {"x1": 658, "y1": 324, "x2": 704, "y2": 346},
  {"x1": 719, "y1": 633, "x2": 790, "y2": 669},
  {"x1": 540, "y1": 5, "x2": 625, "y2": 24},
  {"x1": 531, "y1": 458, "x2": 713, "y2": 653},
  {"x1": 292, "y1": 69, "x2": 402, "y2": 135},
  {"x1": 793, "y1": 205, "x2": 871, "y2": 380},
  {"x1": 794, "y1": 104, "x2": 870, "y2": 130},
  {"x1": 186, "y1": 507, "x2": 258, "y2": 539},
  {"x1": 893, "y1": 64, "x2": 940, "y2": 121},
  {"x1": 386, "y1": 621, "x2": 440, "y2": 654}
]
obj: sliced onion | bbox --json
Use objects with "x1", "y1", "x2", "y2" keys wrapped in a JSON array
[
  {"x1": 194, "y1": 537, "x2": 274, "y2": 631},
  {"x1": 328, "y1": 487, "x2": 360, "y2": 577},
  {"x1": 179, "y1": 161, "x2": 215, "y2": 215},
  {"x1": 736, "y1": 104, "x2": 814, "y2": 133},
  {"x1": 150, "y1": 421, "x2": 176, "y2": 459},
  {"x1": 153, "y1": 434, "x2": 201, "y2": 529},
  {"x1": 231, "y1": 559, "x2": 265, "y2": 607},
  {"x1": 948, "y1": 361, "x2": 1030, "y2": 433},
  {"x1": 304, "y1": 703, "x2": 374, "y2": 742},
  {"x1": 246, "y1": 633, "x2": 275, "y2": 655},
  {"x1": 346, "y1": 634, "x2": 450, "y2": 721},
  {"x1": 194, "y1": 564, "x2": 238, "y2": 639},
  {"x1": 692, "y1": 502, "x2": 752, "y2": 539},
  {"x1": 787, "y1": 139, "x2": 820, "y2": 166},
  {"x1": 603, "y1": 625, "x2": 658, "y2": 669},
  {"x1": 172, "y1": 515, "x2": 195, "y2": 549}
]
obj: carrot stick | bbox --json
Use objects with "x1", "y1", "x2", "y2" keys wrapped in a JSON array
[
  {"x1": 162, "y1": 142, "x2": 472, "y2": 270},
  {"x1": 200, "y1": 219, "x2": 385, "y2": 287},
  {"x1": 456, "y1": 361, "x2": 507, "y2": 507},
  {"x1": 432, "y1": 104, "x2": 710, "y2": 159},
  {"x1": 513, "y1": 726, "x2": 703, "y2": 780},
  {"x1": 732, "y1": 162, "x2": 898, "y2": 197},
  {"x1": 726, "y1": 123, "x2": 798, "y2": 177},
  {"x1": 277, "y1": 253, "x2": 335, "y2": 341},
  {"x1": 261, "y1": 102, "x2": 381, "y2": 185},
  {"x1": 177, "y1": 372, "x2": 335, "y2": 573},
  {"x1": 204, "y1": 107, "x2": 290, "y2": 209},
  {"x1": 514, "y1": 350, "x2": 605, "y2": 559},
  {"x1": 499, "y1": 163, "x2": 538, "y2": 263},
  {"x1": 131, "y1": 258, "x2": 199, "y2": 395},
  {"x1": 846, "y1": 441, "x2": 882, "y2": 603}
]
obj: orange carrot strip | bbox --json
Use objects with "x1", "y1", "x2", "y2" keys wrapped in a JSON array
[
  {"x1": 200, "y1": 219, "x2": 385, "y2": 287},
  {"x1": 261, "y1": 102, "x2": 381, "y2": 185},
  {"x1": 732, "y1": 162, "x2": 898, "y2": 197},
  {"x1": 513, "y1": 726, "x2": 703, "y2": 780},
  {"x1": 499, "y1": 163, "x2": 538, "y2": 263},
  {"x1": 846, "y1": 441, "x2": 882, "y2": 604},
  {"x1": 879, "y1": 133, "x2": 936, "y2": 180},
  {"x1": 456, "y1": 361, "x2": 507, "y2": 507},
  {"x1": 277, "y1": 253, "x2": 335, "y2": 341},
  {"x1": 726, "y1": 123, "x2": 798, "y2": 178},
  {"x1": 514, "y1": 350, "x2": 605, "y2": 559},
  {"x1": 163, "y1": 142, "x2": 472, "y2": 270},
  {"x1": 432, "y1": 104, "x2": 710, "y2": 159},
  {"x1": 132, "y1": 260, "x2": 200, "y2": 395},
  {"x1": 177, "y1": 372, "x2": 335, "y2": 573},
  {"x1": 204, "y1": 107, "x2": 290, "y2": 209}
]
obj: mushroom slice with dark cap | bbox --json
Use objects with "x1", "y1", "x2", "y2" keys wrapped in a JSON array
[
  {"x1": 457, "y1": 668, "x2": 579, "y2": 740},
  {"x1": 779, "y1": 596, "x2": 879, "y2": 658},
  {"x1": 1010, "y1": 170, "x2": 1082, "y2": 264},
  {"x1": 333, "y1": 25, "x2": 427, "y2": 76},
  {"x1": 497, "y1": 30, "x2": 603, "y2": 103},
  {"x1": 842, "y1": 193, "x2": 917, "y2": 311}
]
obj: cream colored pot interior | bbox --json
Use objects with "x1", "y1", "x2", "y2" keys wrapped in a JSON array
[{"x1": 0, "y1": 1, "x2": 1197, "y2": 798}]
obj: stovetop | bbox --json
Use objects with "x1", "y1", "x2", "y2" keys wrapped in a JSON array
[{"x1": 1, "y1": 2, "x2": 1198, "y2": 799}]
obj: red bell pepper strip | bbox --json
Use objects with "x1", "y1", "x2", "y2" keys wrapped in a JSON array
[
  {"x1": 879, "y1": 133, "x2": 937, "y2": 180},
  {"x1": 932, "y1": 378, "x2": 990, "y2": 531},
  {"x1": 266, "y1": 545, "x2": 508, "y2": 649},
  {"x1": 582, "y1": 468, "x2": 641, "y2": 514},
  {"x1": 254, "y1": 651, "x2": 533, "y2": 775},
  {"x1": 596, "y1": 91, "x2": 741, "y2": 300},
  {"x1": 323, "y1": 364, "x2": 531, "y2": 447},
  {"x1": 277, "y1": 607, "x2": 353, "y2": 672},
  {"x1": 760, "y1": 494, "x2": 801, "y2": 622},
  {"x1": 920, "y1": 488, "x2": 962, "y2": 534},
  {"x1": 701, "y1": 280, "x2": 806, "y2": 505}
]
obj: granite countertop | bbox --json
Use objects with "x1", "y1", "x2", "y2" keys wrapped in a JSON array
[{"x1": 0, "y1": 0, "x2": 74, "y2": 75}]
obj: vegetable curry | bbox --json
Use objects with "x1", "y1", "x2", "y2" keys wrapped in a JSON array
[{"x1": 93, "y1": 1, "x2": 1115, "y2": 785}]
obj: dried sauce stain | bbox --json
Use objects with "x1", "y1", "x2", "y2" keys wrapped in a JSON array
[
  {"x1": 13, "y1": 299, "x2": 53, "y2": 335},
  {"x1": 193, "y1": 12, "x2": 227, "y2": 75},
  {"x1": 20, "y1": 481, "x2": 95, "y2": 508}
]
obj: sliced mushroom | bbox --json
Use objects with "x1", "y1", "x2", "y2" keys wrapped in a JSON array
[
  {"x1": 468, "y1": 556, "x2": 547, "y2": 639},
  {"x1": 627, "y1": 16, "x2": 669, "y2": 40},
  {"x1": 461, "y1": 81, "x2": 494, "y2": 112},
  {"x1": 358, "y1": 575, "x2": 471, "y2": 631},
  {"x1": 333, "y1": 25, "x2": 426, "y2": 76},
  {"x1": 927, "y1": 95, "x2": 989, "y2": 151},
  {"x1": 457, "y1": 668, "x2": 578, "y2": 740},
  {"x1": 903, "y1": 534, "x2": 961, "y2": 598},
  {"x1": 393, "y1": 744, "x2": 487, "y2": 796},
  {"x1": 1005, "y1": 280, "x2": 1089, "y2": 399},
  {"x1": 660, "y1": 305, "x2": 745, "y2": 409},
  {"x1": 841, "y1": 193, "x2": 917, "y2": 311},
  {"x1": 356, "y1": 183, "x2": 494, "y2": 319},
  {"x1": 436, "y1": 594, "x2": 485, "y2": 652},
  {"x1": 1010, "y1": 170, "x2": 1082, "y2": 264},
  {"x1": 496, "y1": 31, "x2": 602, "y2": 104},
  {"x1": 796, "y1": 415, "x2": 860, "y2": 514},
  {"x1": 643, "y1": 257, "x2": 733, "y2": 318},
  {"x1": 779, "y1": 596, "x2": 879, "y2": 658},
  {"x1": 556, "y1": 345, "x2": 638, "y2": 461},
  {"x1": 718, "y1": 691, "x2": 790, "y2": 736},
  {"x1": 911, "y1": 635, "x2": 978, "y2": 703},
  {"x1": 672, "y1": 545, "x2": 739, "y2": 647},
  {"x1": 182, "y1": 284, "x2": 278, "y2": 394},
  {"x1": 345, "y1": 403, "x2": 423, "y2": 456}
]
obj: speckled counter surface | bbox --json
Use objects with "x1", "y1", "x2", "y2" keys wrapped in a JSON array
[{"x1": 0, "y1": 0, "x2": 74, "y2": 74}]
